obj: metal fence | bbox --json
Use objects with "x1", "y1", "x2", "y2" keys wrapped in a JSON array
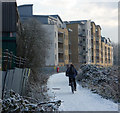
[{"x1": 1, "y1": 49, "x2": 30, "y2": 99}]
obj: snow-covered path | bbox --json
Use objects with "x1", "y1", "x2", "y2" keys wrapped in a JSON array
[{"x1": 47, "y1": 73, "x2": 118, "y2": 111}]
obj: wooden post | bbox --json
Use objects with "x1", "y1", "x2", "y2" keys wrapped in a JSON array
[
  {"x1": 9, "y1": 52, "x2": 13, "y2": 69},
  {"x1": 2, "y1": 49, "x2": 9, "y2": 99}
]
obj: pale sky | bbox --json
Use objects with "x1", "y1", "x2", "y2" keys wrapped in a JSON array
[{"x1": 17, "y1": 0, "x2": 119, "y2": 43}]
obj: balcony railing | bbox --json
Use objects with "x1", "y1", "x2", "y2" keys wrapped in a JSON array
[
  {"x1": 69, "y1": 49, "x2": 72, "y2": 54},
  {"x1": 78, "y1": 33, "x2": 86, "y2": 37},
  {"x1": 91, "y1": 35, "x2": 93, "y2": 39},
  {"x1": 59, "y1": 59, "x2": 64, "y2": 62},
  {"x1": 96, "y1": 53, "x2": 99, "y2": 56},
  {"x1": 69, "y1": 40, "x2": 71, "y2": 44},
  {"x1": 96, "y1": 37, "x2": 99, "y2": 41},
  {"x1": 58, "y1": 38, "x2": 63, "y2": 43},
  {"x1": 96, "y1": 46, "x2": 99, "y2": 49},
  {"x1": 58, "y1": 48, "x2": 63, "y2": 53}
]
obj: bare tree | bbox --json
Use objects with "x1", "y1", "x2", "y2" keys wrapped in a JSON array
[{"x1": 17, "y1": 18, "x2": 50, "y2": 78}]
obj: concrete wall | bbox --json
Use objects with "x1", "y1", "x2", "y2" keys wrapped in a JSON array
[{"x1": 42, "y1": 24, "x2": 58, "y2": 66}]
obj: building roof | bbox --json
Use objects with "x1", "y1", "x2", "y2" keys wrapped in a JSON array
[
  {"x1": 65, "y1": 20, "x2": 88, "y2": 24},
  {"x1": 33, "y1": 15, "x2": 57, "y2": 21},
  {"x1": 91, "y1": 21, "x2": 96, "y2": 25},
  {"x1": 18, "y1": 4, "x2": 33, "y2": 7},
  {"x1": 50, "y1": 15, "x2": 63, "y2": 23},
  {"x1": 96, "y1": 25, "x2": 102, "y2": 30}
]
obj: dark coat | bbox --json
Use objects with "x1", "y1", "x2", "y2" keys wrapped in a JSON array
[{"x1": 66, "y1": 67, "x2": 77, "y2": 78}]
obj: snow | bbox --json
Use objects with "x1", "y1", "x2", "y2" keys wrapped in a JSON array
[{"x1": 47, "y1": 72, "x2": 118, "y2": 111}]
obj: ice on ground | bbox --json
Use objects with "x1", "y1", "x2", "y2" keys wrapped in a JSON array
[{"x1": 47, "y1": 72, "x2": 118, "y2": 111}]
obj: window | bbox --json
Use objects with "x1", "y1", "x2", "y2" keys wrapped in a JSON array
[
  {"x1": 82, "y1": 29, "x2": 85, "y2": 32},
  {"x1": 55, "y1": 55, "x2": 57, "y2": 60},
  {"x1": 83, "y1": 47, "x2": 85, "y2": 50},
  {"x1": 59, "y1": 24, "x2": 61, "y2": 28},
  {"x1": 83, "y1": 56, "x2": 86, "y2": 59},
  {"x1": 55, "y1": 32, "x2": 56, "y2": 37},
  {"x1": 83, "y1": 38, "x2": 85, "y2": 41},
  {"x1": 55, "y1": 43, "x2": 56, "y2": 48}
]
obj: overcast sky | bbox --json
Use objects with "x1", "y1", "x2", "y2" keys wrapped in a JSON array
[{"x1": 17, "y1": 0, "x2": 119, "y2": 43}]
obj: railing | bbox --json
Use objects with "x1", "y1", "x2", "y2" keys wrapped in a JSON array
[
  {"x1": 58, "y1": 48, "x2": 63, "y2": 53},
  {"x1": 78, "y1": 33, "x2": 86, "y2": 37},
  {"x1": 96, "y1": 37, "x2": 99, "y2": 41},
  {"x1": 58, "y1": 38, "x2": 63, "y2": 43},
  {"x1": 2, "y1": 49, "x2": 27, "y2": 71},
  {"x1": 96, "y1": 53, "x2": 99, "y2": 56},
  {"x1": 91, "y1": 35, "x2": 93, "y2": 39},
  {"x1": 2, "y1": 49, "x2": 28, "y2": 99},
  {"x1": 59, "y1": 59, "x2": 64, "y2": 62},
  {"x1": 69, "y1": 40, "x2": 71, "y2": 44},
  {"x1": 69, "y1": 49, "x2": 72, "y2": 54},
  {"x1": 96, "y1": 46, "x2": 99, "y2": 49}
]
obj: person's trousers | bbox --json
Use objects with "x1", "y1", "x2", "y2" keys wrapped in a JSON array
[{"x1": 69, "y1": 77, "x2": 76, "y2": 90}]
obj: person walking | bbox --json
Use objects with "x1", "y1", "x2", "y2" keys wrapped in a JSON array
[{"x1": 66, "y1": 64, "x2": 77, "y2": 91}]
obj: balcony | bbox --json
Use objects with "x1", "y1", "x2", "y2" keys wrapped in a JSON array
[
  {"x1": 58, "y1": 48, "x2": 63, "y2": 53},
  {"x1": 79, "y1": 51, "x2": 86, "y2": 55},
  {"x1": 59, "y1": 59, "x2": 64, "y2": 62},
  {"x1": 96, "y1": 46, "x2": 99, "y2": 49},
  {"x1": 96, "y1": 53, "x2": 99, "y2": 56},
  {"x1": 96, "y1": 37, "x2": 99, "y2": 41},
  {"x1": 58, "y1": 38, "x2": 63, "y2": 43},
  {"x1": 69, "y1": 40, "x2": 71, "y2": 44},
  {"x1": 78, "y1": 33, "x2": 86, "y2": 37},
  {"x1": 91, "y1": 35, "x2": 93, "y2": 39},
  {"x1": 69, "y1": 49, "x2": 72, "y2": 54}
]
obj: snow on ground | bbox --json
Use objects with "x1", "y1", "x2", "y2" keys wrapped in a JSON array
[{"x1": 47, "y1": 72, "x2": 118, "y2": 111}]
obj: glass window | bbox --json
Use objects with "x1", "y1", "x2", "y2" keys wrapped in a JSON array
[
  {"x1": 55, "y1": 55, "x2": 57, "y2": 60},
  {"x1": 55, "y1": 43, "x2": 56, "y2": 48},
  {"x1": 55, "y1": 32, "x2": 56, "y2": 37}
]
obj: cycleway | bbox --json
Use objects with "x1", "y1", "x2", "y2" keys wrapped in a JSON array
[{"x1": 47, "y1": 72, "x2": 118, "y2": 111}]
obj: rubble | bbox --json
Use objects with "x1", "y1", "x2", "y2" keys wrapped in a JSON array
[
  {"x1": 77, "y1": 64, "x2": 119, "y2": 103},
  {"x1": 2, "y1": 90, "x2": 61, "y2": 112}
]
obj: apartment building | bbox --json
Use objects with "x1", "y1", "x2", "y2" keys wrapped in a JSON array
[
  {"x1": 18, "y1": 4, "x2": 69, "y2": 67},
  {"x1": 91, "y1": 22, "x2": 102, "y2": 65},
  {"x1": 66, "y1": 20, "x2": 113, "y2": 67},
  {"x1": 58, "y1": 28, "x2": 69, "y2": 66},
  {"x1": 101, "y1": 37, "x2": 113, "y2": 66},
  {"x1": 91, "y1": 22, "x2": 113, "y2": 66},
  {"x1": 18, "y1": 4, "x2": 113, "y2": 67},
  {"x1": 66, "y1": 20, "x2": 91, "y2": 66}
]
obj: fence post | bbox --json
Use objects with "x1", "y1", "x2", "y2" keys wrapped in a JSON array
[
  {"x1": 2, "y1": 49, "x2": 9, "y2": 99},
  {"x1": 3, "y1": 49, "x2": 9, "y2": 71},
  {"x1": 9, "y1": 52, "x2": 13, "y2": 69},
  {"x1": 19, "y1": 57, "x2": 21, "y2": 68}
]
